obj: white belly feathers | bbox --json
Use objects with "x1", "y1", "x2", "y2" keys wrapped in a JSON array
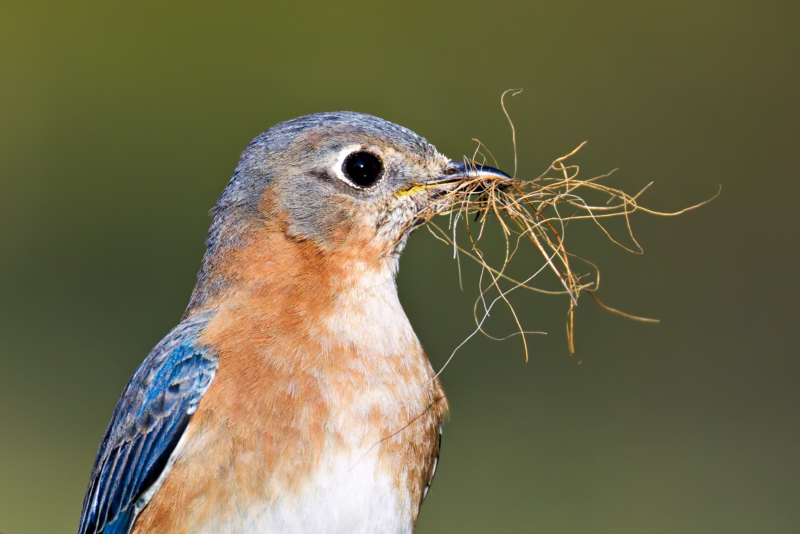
[{"x1": 196, "y1": 448, "x2": 414, "y2": 534}]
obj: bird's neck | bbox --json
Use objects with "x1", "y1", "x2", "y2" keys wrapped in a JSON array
[{"x1": 188, "y1": 220, "x2": 414, "y2": 356}]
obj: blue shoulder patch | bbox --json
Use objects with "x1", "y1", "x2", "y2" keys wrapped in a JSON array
[{"x1": 78, "y1": 310, "x2": 218, "y2": 534}]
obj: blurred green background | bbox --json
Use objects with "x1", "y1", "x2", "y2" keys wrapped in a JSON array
[{"x1": 1, "y1": 0, "x2": 798, "y2": 532}]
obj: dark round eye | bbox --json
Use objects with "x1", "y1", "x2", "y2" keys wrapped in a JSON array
[{"x1": 343, "y1": 151, "x2": 383, "y2": 188}]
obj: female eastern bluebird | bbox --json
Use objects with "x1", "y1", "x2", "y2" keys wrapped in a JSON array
[{"x1": 77, "y1": 112, "x2": 510, "y2": 534}]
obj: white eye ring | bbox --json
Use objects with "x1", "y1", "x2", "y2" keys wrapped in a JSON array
[{"x1": 331, "y1": 144, "x2": 383, "y2": 190}]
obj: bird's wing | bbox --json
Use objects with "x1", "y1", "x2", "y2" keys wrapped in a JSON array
[
  {"x1": 78, "y1": 311, "x2": 218, "y2": 534},
  {"x1": 421, "y1": 423, "x2": 442, "y2": 504}
]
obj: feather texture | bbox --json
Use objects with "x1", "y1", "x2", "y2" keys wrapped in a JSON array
[{"x1": 78, "y1": 310, "x2": 218, "y2": 534}]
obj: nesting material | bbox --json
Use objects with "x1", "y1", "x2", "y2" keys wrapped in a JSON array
[{"x1": 408, "y1": 94, "x2": 716, "y2": 365}]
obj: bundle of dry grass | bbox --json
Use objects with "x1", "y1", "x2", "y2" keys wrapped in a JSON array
[{"x1": 409, "y1": 91, "x2": 716, "y2": 366}]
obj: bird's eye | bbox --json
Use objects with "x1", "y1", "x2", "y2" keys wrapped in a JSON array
[{"x1": 343, "y1": 151, "x2": 383, "y2": 188}]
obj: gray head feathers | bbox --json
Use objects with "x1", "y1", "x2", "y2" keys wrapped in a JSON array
[{"x1": 186, "y1": 112, "x2": 450, "y2": 314}]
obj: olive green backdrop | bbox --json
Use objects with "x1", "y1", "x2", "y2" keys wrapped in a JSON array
[{"x1": 1, "y1": 0, "x2": 798, "y2": 532}]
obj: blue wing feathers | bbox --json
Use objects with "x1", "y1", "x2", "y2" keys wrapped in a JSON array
[{"x1": 78, "y1": 311, "x2": 218, "y2": 534}]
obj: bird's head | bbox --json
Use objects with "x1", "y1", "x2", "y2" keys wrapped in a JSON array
[{"x1": 189, "y1": 112, "x2": 508, "y2": 311}]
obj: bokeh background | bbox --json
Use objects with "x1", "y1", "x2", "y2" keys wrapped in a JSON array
[{"x1": 1, "y1": 0, "x2": 798, "y2": 532}]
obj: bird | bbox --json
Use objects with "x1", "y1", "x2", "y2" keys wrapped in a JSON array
[{"x1": 77, "y1": 111, "x2": 510, "y2": 534}]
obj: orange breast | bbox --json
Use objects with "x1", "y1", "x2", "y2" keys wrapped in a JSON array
[{"x1": 131, "y1": 223, "x2": 447, "y2": 534}]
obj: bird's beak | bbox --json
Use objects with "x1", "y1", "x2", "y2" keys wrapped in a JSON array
[
  {"x1": 397, "y1": 161, "x2": 512, "y2": 198},
  {"x1": 428, "y1": 161, "x2": 512, "y2": 184}
]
